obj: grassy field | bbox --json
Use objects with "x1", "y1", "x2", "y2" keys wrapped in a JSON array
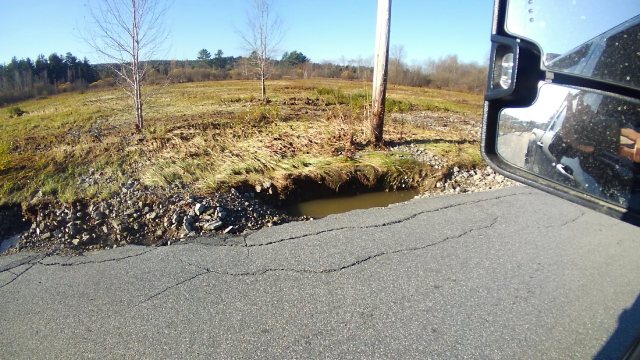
[{"x1": 0, "y1": 79, "x2": 484, "y2": 205}]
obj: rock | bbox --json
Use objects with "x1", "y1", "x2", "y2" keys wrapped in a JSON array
[
  {"x1": 68, "y1": 224, "x2": 81, "y2": 237},
  {"x1": 93, "y1": 211, "x2": 107, "y2": 221},
  {"x1": 204, "y1": 221, "x2": 224, "y2": 231},
  {"x1": 123, "y1": 180, "x2": 135, "y2": 191},
  {"x1": 216, "y1": 207, "x2": 229, "y2": 220},
  {"x1": 72, "y1": 239, "x2": 81, "y2": 246},
  {"x1": 194, "y1": 203, "x2": 207, "y2": 216},
  {"x1": 40, "y1": 232, "x2": 52, "y2": 240},
  {"x1": 183, "y1": 216, "x2": 195, "y2": 232},
  {"x1": 171, "y1": 212, "x2": 183, "y2": 226},
  {"x1": 146, "y1": 211, "x2": 158, "y2": 220},
  {"x1": 110, "y1": 220, "x2": 122, "y2": 232}
]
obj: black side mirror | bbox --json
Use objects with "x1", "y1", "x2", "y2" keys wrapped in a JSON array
[{"x1": 482, "y1": 0, "x2": 640, "y2": 225}]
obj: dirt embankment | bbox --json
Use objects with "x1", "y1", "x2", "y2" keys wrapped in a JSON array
[
  {"x1": 0, "y1": 81, "x2": 511, "y2": 255},
  {"x1": 1, "y1": 147, "x2": 514, "y2": 256}
]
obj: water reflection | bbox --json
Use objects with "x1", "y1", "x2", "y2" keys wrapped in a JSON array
[
  {"x1": 287, "y1": 190, "x2": 419, "y2": 218},
  {"x1": 498, "y1": 83, "x2": 640, "y2": 211}
]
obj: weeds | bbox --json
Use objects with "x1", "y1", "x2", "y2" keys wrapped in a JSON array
[
  {"x1": 6, "y1": 106, "x2": 26, "y2": 118},
  {"x1": 0, "y1": 79, "x2": 484, "y2": 204}
]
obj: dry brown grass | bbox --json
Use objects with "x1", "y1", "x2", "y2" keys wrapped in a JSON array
[{"x1": 0, "y1": 79, "x2": 483, "y2": 205}]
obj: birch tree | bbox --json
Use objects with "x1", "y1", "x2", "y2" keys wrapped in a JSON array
[
  {"x1": 87, "y1": 0, "x2": 169, "y2": 130},
  {"x1": 240, "y1": 0, "x2": 285, "y2": 102}
]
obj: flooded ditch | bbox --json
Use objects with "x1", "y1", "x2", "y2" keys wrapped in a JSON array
[{"x1": 287, "y1": 189, "x2": 420, "y2": 218}]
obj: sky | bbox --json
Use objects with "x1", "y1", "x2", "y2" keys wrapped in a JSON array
[
  {"x1": 0, "y1": 0, "x2": 494, "y2": 66},
  {"x1": 506, "y1": 0, "x2": 640, "y2": 56}
]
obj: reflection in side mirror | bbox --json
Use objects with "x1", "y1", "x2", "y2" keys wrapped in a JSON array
[
  {"x1": 483, "y1": 0, "x2": 640, "y2": 225},
  {"x1": 498, "y1": 83, "x2": 640, "y2": 212}
]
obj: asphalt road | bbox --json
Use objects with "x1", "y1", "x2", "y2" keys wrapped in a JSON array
[
  {"x1": 1, "y1": 187, "x2": 639, "y2": 359},
  {"x1": 497, "y1": 131, "x2": 532, "y2": 168}
]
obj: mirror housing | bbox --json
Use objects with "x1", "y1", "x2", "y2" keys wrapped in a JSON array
[{"x1": 482, "y1": 0, "x2": 640, "y2": 226}]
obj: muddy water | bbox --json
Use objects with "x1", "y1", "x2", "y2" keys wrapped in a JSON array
[{"x1": 287, "y1": 190, "x2": 420, "y2": 218}]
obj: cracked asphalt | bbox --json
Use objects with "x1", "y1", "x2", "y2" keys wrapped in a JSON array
[{"x1": 1, "y1": 187, "x2": 640, "y2": 359}]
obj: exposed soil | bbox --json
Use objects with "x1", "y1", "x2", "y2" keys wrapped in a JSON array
[
  {"x1": 1, "y1": 104, "x2": 515, "y2": 255},
  {"x1": 0, "y1": 155, "x2": 514, "y2": 257}
]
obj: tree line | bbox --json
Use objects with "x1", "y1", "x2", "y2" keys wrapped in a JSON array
[
  {"x1": 0, "y1": 53, "x2": 99, "y2": 105},
  {"x1": 0, "y1": 48, "x2": 486, "y2": 106}
]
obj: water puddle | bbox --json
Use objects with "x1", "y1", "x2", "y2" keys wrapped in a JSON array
[
  {"x1": 0, "y1": 234, "x2": 20, "y2": 254},
  {"x1": 287, "y1": 189, "x2": 420, "y2": 218}
]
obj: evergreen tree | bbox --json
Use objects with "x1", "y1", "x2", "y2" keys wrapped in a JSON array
[{"x1": 197, "y1": 49, "x2": 212, "y2": 67}]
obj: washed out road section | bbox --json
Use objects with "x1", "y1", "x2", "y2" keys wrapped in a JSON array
[{"x1": 1, "y1": 187, "x2": 639, "y2": 359}]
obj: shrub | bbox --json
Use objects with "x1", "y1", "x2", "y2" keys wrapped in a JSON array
[
  {"x1": 385, "y1": 98, "x2": 412, "y2": 113},
  {"x1": 7, "y1": 106, "x2": 26, "y2": 118}
]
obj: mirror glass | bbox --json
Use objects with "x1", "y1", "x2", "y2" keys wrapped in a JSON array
[
  {"x1": 497, "y1": 83, "x2": 640, "y2": 211},
  {"x1": 506, "y1": 1, "x2": 640, "y2": 90}
]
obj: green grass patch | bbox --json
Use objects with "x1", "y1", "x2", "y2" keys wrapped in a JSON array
[{"x1": 423, "y1": 142, "x2": 484, "y2": 169}]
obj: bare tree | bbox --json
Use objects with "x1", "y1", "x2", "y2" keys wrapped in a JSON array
[
  {"x1": 86, "y1": 0, "x2": 169, "y2": 130},
  {"x1": 240, "y1": 0, "x2": 285, "y2": 102},
  {"x1": 389, "y1": 44, "x2": 405, "y2": 84}
]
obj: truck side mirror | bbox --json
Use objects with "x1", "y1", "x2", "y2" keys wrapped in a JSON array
[{"x1": 482, "y1": 0, "x2": 640, "y2": 225}]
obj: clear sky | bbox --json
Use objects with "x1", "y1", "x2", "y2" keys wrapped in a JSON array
[{"x1": 0, "y1": 0, "x2": 494, "y2": 66}]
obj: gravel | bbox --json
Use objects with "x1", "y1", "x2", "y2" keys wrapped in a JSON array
[
  {"x1": 2, "y1": 139, "x2": 517, "y2": 255},
  {"x1": 5, "y1": 178, "x2": 293, "y2": 255},
  {"x1": 391, "y1": 143, "x2": 518, "y2": 197}
]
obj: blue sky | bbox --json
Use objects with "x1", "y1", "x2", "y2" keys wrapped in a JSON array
[{"x1": 0, "y1": 0, "x2": 494, "y2": 66}]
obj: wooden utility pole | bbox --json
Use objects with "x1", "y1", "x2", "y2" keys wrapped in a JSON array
[{"x1": 371, "y1": 0, "x2": 392, "y2": 147}]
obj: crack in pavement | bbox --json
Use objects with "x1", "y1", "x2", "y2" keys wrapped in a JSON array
[
  {"x1": 0, "y1": 252, "x2": 52, "y2": 290},
  {"x1": 0, "y1": 254, "x2": 46, "y2": 274},
  {"x1": 137, "y1": 270, "x2": 210, "y2": 307},
  {"x1": 545, "y1": 210, "x2": 587, "y2": 229},
  {"x1": 226, "y1": 217, "x2": 499, "y2": 276},
  {"x1": 37, "y1": 248, "x2": 158, "y2": 267},
  {"x1": 0, "y1": 249, "x2": 158, "y2": 290},
  {"x1": 0, "y1": 262, "x2": 38, "y2": 290},
  {"x1": 239, "y1": 192, "x2": 529, "y2": 248},
  {"x1": 154, "y1": 191, "x2": 534, "y2": 253},
  {"x1": 137, "y1": 217, "x2": 499, "y2": 305}
]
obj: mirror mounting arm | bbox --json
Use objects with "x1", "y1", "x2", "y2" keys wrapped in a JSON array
[{"x1": 546, "y1": 71, "x2": 640, "y2": 100}]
